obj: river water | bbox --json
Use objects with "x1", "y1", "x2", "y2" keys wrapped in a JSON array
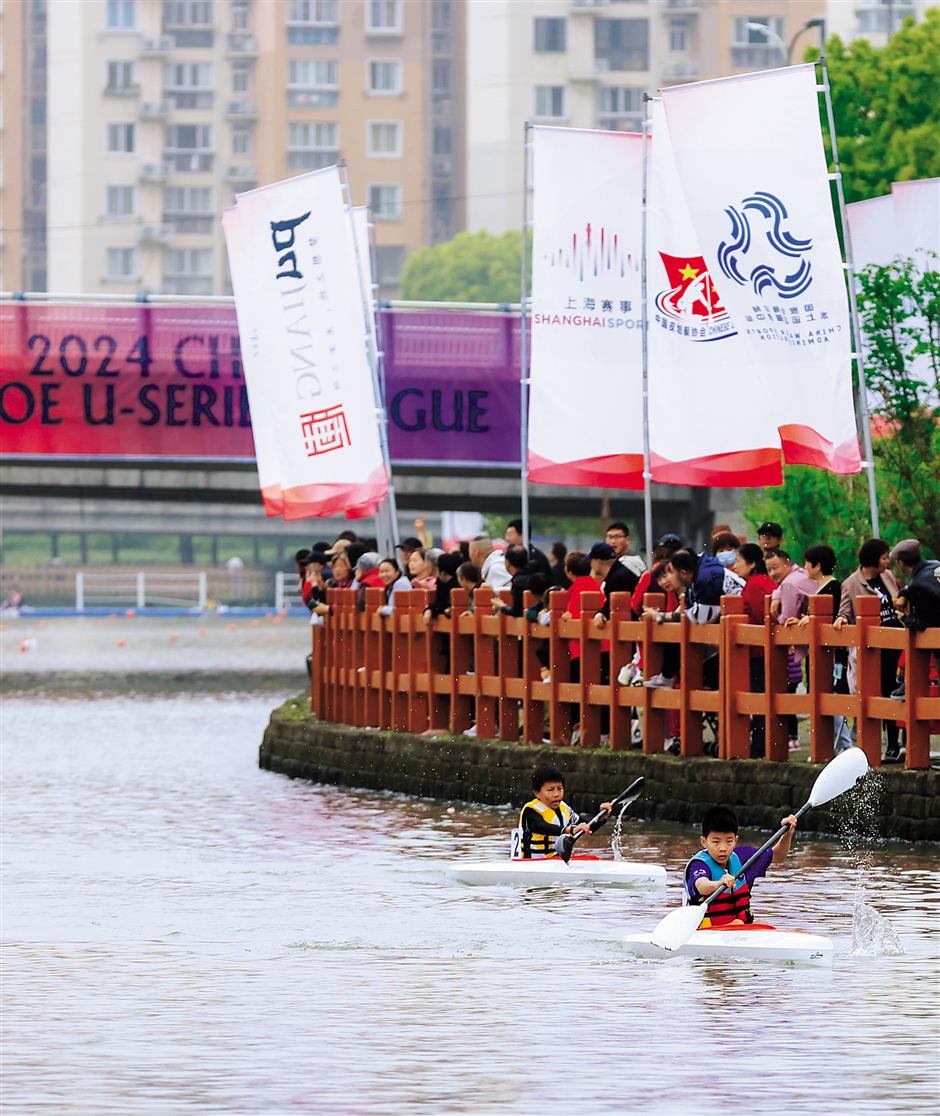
[{"x1": 2, "y1": 621, "x2": 939, "y2": 1114}]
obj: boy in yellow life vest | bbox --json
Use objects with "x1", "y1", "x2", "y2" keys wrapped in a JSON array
[
  {"x1": 513, "y1": 764, "x2": 612, "y2": 860},
  {"x1": 685, "y1": 806, "x2": 798, "y2": 926}
]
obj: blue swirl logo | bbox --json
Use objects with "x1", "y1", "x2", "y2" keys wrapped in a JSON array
[{"x1": 717, "y1": 191, "x2": 813, "y2": 299}]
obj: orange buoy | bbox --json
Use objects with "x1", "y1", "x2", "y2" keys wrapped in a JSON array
[
  {"x1": 197, "y1": 627, "x2": 207, "y2": 637},
  {"x1": 125, "y1": 609, "x2": 136, "y2": 618},
  {"x1": 116, "y1": 639, "x2": 126, "y2": 648}
]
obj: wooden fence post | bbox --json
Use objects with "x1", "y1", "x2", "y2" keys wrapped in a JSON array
[
  {"x1": 362, "y1": 587, "x2": 383, "y2": 728},
  {"x1": 548, "y1": 588, "x2": 572, "y2": 745},
  {"x1": 408, "y1": 589, "x2": 431, "y2": 734},
  {"x1": 763, "y1": 596, "x2": 789, "y2": 762},
  {"x1": 474, "y1": 587, "x2": 498, "y2": 739},
  {"x1": 520, "y1": 591, "x2": 543, "y2": 745},
  {"x1": 807, "y1": 594, "x2": 835, "y2": 763},
  {"x1": 449, "y1": 587, "x2": 474, "y2": 735},
  {"x1": 640, "y1": 592, "x2": 666, "y2": 754},
  {"x1": 853, "y1": 595, "x2": 883, "y2": 767},
  {"x1": 390, "y1": 590, "x2": 410, "y2": 731},
  {"x1": 608, "y1": 592, "x2": 633, "y2": 750},
  {"x1": 579, "y1": 590, "x2": 603, "y2": 747},
  {"x1": 903, "y1": 627, "x2": 937, "y2": 770},
  {"x1": 721, "y1": 596, "x2": 750, "y2": 760}
]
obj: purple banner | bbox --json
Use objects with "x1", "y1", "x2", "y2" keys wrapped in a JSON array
[{"x1": 0, "y1": 302, "x2": 523, "y2": 468}]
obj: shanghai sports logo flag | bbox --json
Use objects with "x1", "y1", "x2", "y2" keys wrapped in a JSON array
[{"x1": 654, "y1": 253, "x2": 736, "y2": 342}]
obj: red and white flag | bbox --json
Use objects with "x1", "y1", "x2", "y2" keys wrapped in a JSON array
[
  {"x1": 647, "y1": 101, "x2": 783, "y2": 486},
  {"x1": 224, "y1": 168, "x2": 387, "y2": 520},
  {"x1": 662, "y1": 65, "x2": 861, "y2": 474},
  {"x1": 528, "y1": 126, "x2": 645, "y2": 488}
]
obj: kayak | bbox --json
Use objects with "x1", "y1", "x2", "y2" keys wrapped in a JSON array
[
  {"x1": 448, "y1": 856, "x2": 667, "y2": 888},
  {"x1": 623, "y1": 922, "x2": 834, "y2": 967}
]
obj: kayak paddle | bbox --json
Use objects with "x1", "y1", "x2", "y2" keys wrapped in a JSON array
[
  {"x1": 648, "y1": 747, "x2": 870, "y2": 953},
  {"x1": 554, "y1": 777, "x2": 645, "y2": 864}
]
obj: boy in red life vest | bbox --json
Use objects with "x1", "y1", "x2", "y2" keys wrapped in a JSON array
[
  {"x1": 512, "y1": 764, "x2": 612, "y2": 860},
  {"x1": 685, "y1": 806, "x2": 797, "y2": 926}
]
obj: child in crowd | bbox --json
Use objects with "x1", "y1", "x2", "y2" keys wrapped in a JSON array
[
  {"x1": 514, "y1": 764, "x2": 611, "y2": 860},
  {"x1": 685, "y1": 806, "x2": 798, "y2": 926}
]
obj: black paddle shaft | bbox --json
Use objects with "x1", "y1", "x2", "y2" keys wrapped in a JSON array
[
  {"x1": 699, "y1": 801, "x2": 810, "y2": 911},
  {"x1": 559, "y1": 777, "x2": 645, "y2": 863}
]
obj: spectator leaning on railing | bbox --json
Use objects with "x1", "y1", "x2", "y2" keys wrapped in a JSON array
[
  {"x1": 493, "y1": 545, "x2": 531, "y2": 618},
  {"x1": 377, "y1": 558, "x2": 412, "y2": 616},
  {"x1": 469, "y1": 537, "x2": 511, "y2": 592},
  {"x1": 889, "y1": 538, "x2": 940, "y2": 702},
  {"x1": 605, "y1": 521, "x2": 647, "y2": 579}
]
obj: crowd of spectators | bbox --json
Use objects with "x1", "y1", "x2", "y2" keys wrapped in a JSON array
[{"x1": 296, "y1": 518, "x2": 939, "y2": 765}]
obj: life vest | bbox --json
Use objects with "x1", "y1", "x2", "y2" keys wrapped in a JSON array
[
  {"x1": 518, "y1": 798, "x2": 574, "y2": 859},
  {"x1": 686, "y1": 849, "x2": 754, "y2": 927}
]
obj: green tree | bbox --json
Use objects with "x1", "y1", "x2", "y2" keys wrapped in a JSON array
[
  {"x1": 809, "y1": 10, "x2": 940, "y2": 202},
  {"x1": 745, "y1": 254, "x2": 940, "y2": 566},
  {"x1": 400, "y1": 230, "x2": 527, "y2": 303}
]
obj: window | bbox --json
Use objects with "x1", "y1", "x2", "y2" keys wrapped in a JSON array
[
  {"x1": 165, "y1": 123, "x2": 213, "y2": 170},
  {"x1": 164, "y1": 248, "x2": 214, "y2": 295},
  {"x1": 367, "y1": 59, "x2": 402, "y2": 94},
  {"x1": 534, "y1": 85, "x2": 565, "y2": 119},
  {"x1": 164, "y1": 62, "x2": 214, "y2": 108},
  {"x1": 106, "y1": 185, "x2": 136, "y2": 217},
  {"x1": 432, "y1": 125, "x2": 451, "y2": 155},
  {"x1": 856, "y1": 3, "x2": 914, "y2": 33},
  {"x1": 534, "y1": 17, "x2": 566, "y2": 53},
  {"x1": 594, "y1": 18, "x2": 649, "y2": 72},
  {"x1": 595, "y1": 86, "x2": 643, "y2": 131},
  {"x1": 367, "y1": 0, "x2": 401, "y2": 34},
  {"x1": 287, "y1": 0, "x2": 339, "y2": 43},
  {"x1": 367, "y1": 121, "x2": 402, "y2": 157},
  {"x1": 231, "y1": 0, "x2": 250, "y2": 31},
  {"x1": 164, "y1": 186, "x2": 213, "y2": 232},
  {"x1": 287, "y1": 121, "x2": 339, "y2": 169},
  {"x1": 106, "y1": 60, "x2": 137, "y2": 92},
  {"x1": 232, "y1": 123, "x2": 252, "y2": 155},
  {"x1": 105, "y1": 0, "x2": 135, "y2": 29},
  {"x1": 374, "y1": 244, "x2": 405, "y2": 285},
  {"x1": 432, "y1": 60, "x2": 450, "y2": 94},
  {"x1": 668, "y1": 19, "x2": 687, "y2": 53},
  {"x1": 106, "y1": 122, "x2": 136, "y2": 153},
  {"x1": 431, "y1": 0, "x2": 451, "y2": 50},
  {"x1": 232, "y1": 62, "x2": 251, "y2": 94},
  {"x1": 731, "y1": 16, "x2": 785, "y2": 68},
  {"x1": 106, "y1": 247, "x2": 136, "y2": 279},
  {"x1": 163, "y1": 0, "x2": 214, "y2": 46},
  {"x1": 287, "y1": 58, "x2": 339, "y2": 106},
  {"x1": 369, "y1": 183, "x2": 402, "y2": 220}
]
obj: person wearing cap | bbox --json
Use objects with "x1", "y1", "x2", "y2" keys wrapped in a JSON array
[
  {"x1": 589, "y1": 541, "x2": 639, "y2": 629},
  {"x1": 396, "y1": 537, "x2": 423, "y2": 573},
  {"x1": 889, "y1": 539, "x2": 940, "y2": 702},
  {"x1": 604, "y1": 521, "x2": 647, "y2": 579},
  {"x1": 757, "y1": 522, "x2": 784, "y2": 554}
]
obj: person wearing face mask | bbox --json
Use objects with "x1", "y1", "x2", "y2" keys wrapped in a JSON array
[{"x1": 710, "y1": 531, "x2": 741, "y2": 570}]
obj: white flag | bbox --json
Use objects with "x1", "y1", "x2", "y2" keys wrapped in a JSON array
[
  {"x1": 647, "y1": 102, "x2": 783, "y2": 487},
  {"x1": 222, "y1": 204, "x2": 284, "y2": 516},
  {"x1": 528, "y1": 127, "x2": 645, "y2": 488},
  {"x1": 662, "y1": 66, "x2": 861, "y2": 474},
  {"x1": 225, "y1": 168, "x2": 387, "y2": 520}
]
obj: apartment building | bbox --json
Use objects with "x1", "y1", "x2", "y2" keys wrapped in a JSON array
[
  {"x1": 22, "y1": 0, "x2": 462, "y2": 298},
  {"x1": 826, "y1": 0, "x2": 934, "y2": 44},
  {"x1": 466, "y1": 0, "x2": 828, "y2": 234}
]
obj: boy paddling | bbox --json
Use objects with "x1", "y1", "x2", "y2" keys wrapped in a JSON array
[
  {"x1": 686, "y1": 806, "x2": 798, "y2": 926},
  {"x1": 515, "y1": 765, "x2": 612, "y2": 860}
]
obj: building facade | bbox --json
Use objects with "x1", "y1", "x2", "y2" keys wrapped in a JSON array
[
  {"x1": 12, "y1": 0, "x2": 462, "y2": 298},
  {"x1": 466, "y1": 0, "x2": 829, "y2": 234}
]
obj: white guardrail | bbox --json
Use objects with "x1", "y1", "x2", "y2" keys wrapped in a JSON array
[{"x1": 75, "y1": 571, "x2": 208, "y2": 611}]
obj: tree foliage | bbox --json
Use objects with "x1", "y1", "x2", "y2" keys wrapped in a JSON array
[
  {"x1": 809, "y1": 10, "x2": 940, "y2": 202},
  {"x1": 400, "y1": 230, "x2": 527, "y2": 304},
  {"x1": 745, "y1": 254, "x2": 940, "y2": 565}
]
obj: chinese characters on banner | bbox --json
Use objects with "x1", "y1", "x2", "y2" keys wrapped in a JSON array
[
  {"x1": 528, "y1": 126, "x2": 645, "y2": 489},
  {"x1": 224, "y1": 168, "x2": 388, "y2": 520},
  {"x1": 661, "y1": 65, "x2": 861, "y2": 474}
]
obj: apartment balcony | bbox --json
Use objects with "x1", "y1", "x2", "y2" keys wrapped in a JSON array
[
  {"x1": 140, "y1": 36, "x2": 173, "y2": 57},
  {"x1": 431, "y1": 155, "x2": 453, "y2": 178},
  {"x1": 225, "y1": 32, "x2": 259, "y2": 57},
  {"x1": 138, "y1": 224, "x2": 174, "y2": 246},
  {"x1": 663, "y1": 0, "x2": 701, "y2": 12},
  {"x1": 166, "y1": 152, "x2": 214, "y2": 172},
  {"x1": 287, "y1": 89, "x2": 340, "y2": 108},
  {"x1": 731, "y1": 44, "x2": 780, "y2": 70},
  {"x1": 138, "y1": 100, "x2": 170, "y2": 121},
  {"x1": 104, "y1": 83, "x2": 141, "y2": 98},
  {"x1": 138, "y1": 161, "x2": 171, "y2": 183},
  {"x1": 662, "y1": 58, "x2": 700, "y2": 79},
  {"x1": 224, "y1": 163, "x2": 258, "y2": 182},
  {"x1": 163, "y1": 214, "x2": 214, "y2": 234},
  {"x1": 225, "y1": 100, "x2": 258, "y2": 120}
]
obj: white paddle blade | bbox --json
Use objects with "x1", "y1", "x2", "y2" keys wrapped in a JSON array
[
  {"x1": 808, "y1": 746, "x2": 870, "y2": 809},
  {"x1": 649, "y1": 903, "x2": 707, "y2": 952}
]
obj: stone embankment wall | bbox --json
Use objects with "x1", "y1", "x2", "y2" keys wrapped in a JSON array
[{"x1": 260, "y1": 699, "x2": 940, "y2": 842}]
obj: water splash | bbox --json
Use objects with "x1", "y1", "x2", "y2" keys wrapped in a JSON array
[
  {"x1": 610, "y1": 800, "x2": 631, "y2": 862},
  {"x1": 849, "y1": 896, "x2": 905, "y2": 957},
  {"x1": 831, "y1": 761, "x2": 885, "y2": 856}
]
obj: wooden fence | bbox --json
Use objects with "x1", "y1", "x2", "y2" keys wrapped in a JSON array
[{"x1": 310, "y1": 587, "x2": 939, "y2": 770}]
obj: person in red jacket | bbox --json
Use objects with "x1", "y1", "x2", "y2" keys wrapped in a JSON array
[{"x1": 733, "y1": 543, "x2": 778, "y2": 757}]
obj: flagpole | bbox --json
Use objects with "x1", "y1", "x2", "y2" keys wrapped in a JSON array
[
  {"x1": 640, "y1": 96, "x2": 654, "y2": 563},
  {"x1": 339, "y1": 164, "x2": 400, "y2": 552},
  {"x1": 520, "y1": 121, "x2": 532, "y2": 548},
  {"x1": 818, "y1": 57, "x2": 880, "y2": 537}
]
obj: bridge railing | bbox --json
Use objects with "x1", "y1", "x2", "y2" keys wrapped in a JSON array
[
  {"x1": 75, "y1": 570, "x2": 208, "y2": 610},
  {"x1": 310, "y1": 587, "x2": 939, "y2": 770}
]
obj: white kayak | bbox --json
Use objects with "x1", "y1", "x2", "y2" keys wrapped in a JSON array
[
  {"x1": 624, "y1": 924, "x2": 834, "y2": 967},
  {"x1": 448, "y1": 857, "x2": 667, "y2": 888}
]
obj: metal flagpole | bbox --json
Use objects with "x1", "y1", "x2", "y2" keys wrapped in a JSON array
[
  {"x1": 818, "y1": 57, "x2": 880, "y2": 537},
  {"x1": 640, "y1": 96, "x2": 654, "y2": 563},
  {"x1": 339, "y1": 164, "x2": 400, "y2": 553},
  {"x1": 520, "y1": 121, "x2": 532, "y2": 548}
]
